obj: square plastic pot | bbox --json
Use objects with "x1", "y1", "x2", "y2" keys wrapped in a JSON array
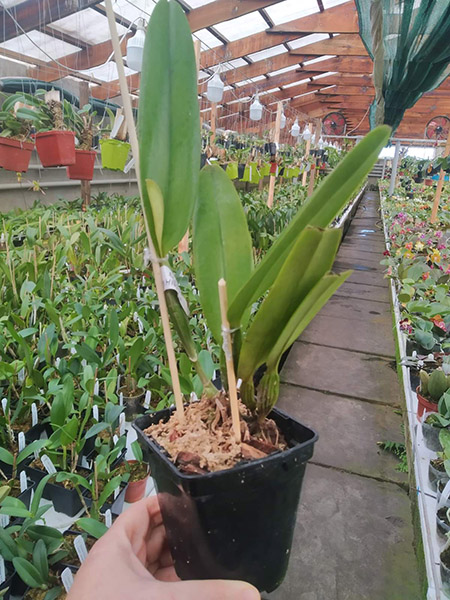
[
  {"x1": 67, "y1": 149, "x2": 96, "y2": 181},
  {"x1": 35, "y1": 131, "x2": 76, "y2": 167},
  {"x1": 99, "y1": 139, "x2": 130, "y2": 171},
  {"x1": 25, "y1": 466, "x2": 84, "y2": 517},
  {"x1": 133, "y1": 407, "x2": 317, "y2": 593},
  {"x1": 0, "y1": 137, "x2": 34, "y2": 172}
]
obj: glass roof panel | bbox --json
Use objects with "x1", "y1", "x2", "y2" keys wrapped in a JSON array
[
  {"x1": 51, "y1": 9, "x2": 128, "y2": 44},
  {"x1": 235, "y1": 75, "x2": 266, "y2": 87},
  {"x1": 79, "y1": 62, "x2": 135, "y2": 82},
  {"x1": 247, "y1": 45, "x2": 287, "y2": 63},
  {"x1": 313, "y1": 71, "x2": 338, "y2": 79},
  {"x1": 268, "y1": 64, "x2": 299, "y2": 77},
  {"x1": 184, "y1": 0, "x2": 216, "y2": 7},
  {"x1": 323, "y1": 0, "x2": 352, "y2": 7},
  {"x1": 100, "y1": 0, "x2": 156, "y2": 22},
  {"x1": 221, "y1": 58, "x2": 248, "y2": 71},
  {"x1": 265, "y1": 0, "x2": 319, "y2": 25},
  {"x1": 193, "y1": 28, "x2": 223, "y2": 50},
  {"x1": 283, "y1": 78, "x2": 311, "y2": 88},
  {"x1": 288, "y1": 33, "x2": 329, "y2": 50},
  {"x1": 214, "y1": 12, "x2": 267, "y2": 42},
  {"x1": 0, "y1": 30, "x2": 80, "y2": 62},
  {"x1": 303, "y1": 55, "x2": 336, "y2": 65},
  {"x1": 0, "y1": 0, "x2": 23, "y2": 6}
]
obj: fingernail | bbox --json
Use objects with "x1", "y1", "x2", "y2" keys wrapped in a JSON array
[{"x1": 240, "y1": 586, "x2": 260, "y2": 600}]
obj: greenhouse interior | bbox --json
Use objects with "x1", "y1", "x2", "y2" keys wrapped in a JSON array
[{"x1": 0, "y1": 0, "x2": 449, "y2": 598}]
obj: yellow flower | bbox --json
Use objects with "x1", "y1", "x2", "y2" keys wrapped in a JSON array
[
  {"x1": 415, "y1": 241, "x2": 425, "y2": 251},
  {"x1": 396, "y1": 248, "x2": 402, "y2": 256},
  {"x1": 430, "y1": 249, "x2": 441, "y2": 263},
  {"x1": 404, "y1": 251, "x2": 414, "y2": 259}
]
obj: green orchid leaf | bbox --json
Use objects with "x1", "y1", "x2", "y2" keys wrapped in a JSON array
[
  {"x1": 193, "y1": 165, "x2": 254, "y2": 343},
  {"x1": 98, "y1": 475, "x2": 123, "y2": 508},
  {"x1": 12, "y1": 557, "x2": 44, "y2": 589},
  {"x1": 139, "y1": 0, "x2": 200, "y2": 256},
  {"x1": 228, "y1": 125, "x2": 391, "y2": 327},
  {"x1": 76, "y1": 517, "x2": 108, "y2": 540},
  {"x1": 0, "y1": 447, "x2": 14, "y2": 466},
  {"x1": 0, "y1": 497, "x2": 31, "y2": 519},
  {"x1": 33, "y1": 539, "x2": 48, "y2": 583}
]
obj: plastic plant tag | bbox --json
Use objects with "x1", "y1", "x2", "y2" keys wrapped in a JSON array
[
  {"x1": 144, "y1": 391, "x2": 151, "y2": 409},
  {"x1": 113, "y1": 434, "x2": 119, "y2": 445},
  {"x1": 124, "y1": 157, "x2": 135, "y2": 174},
  {"x1": 74, "y1": 535, "x2": 88, "y2": 563},
  {"x1": 190, "y1": 392, "x2": 198, "y2": 402},
  {"x1": 18, "y1": 431, "x2": 25, "y2": 452},
  {"x1": 41, "y1": 454, "x2": 57, "y2": 475},
  {"x1": 105, "y1": 509, "x2": 112, "y2": 528},
  {"x1": 161, "y1": 266, "x2": 189, "y2": 315},
  {"x1": 110, "y1": 114, "x2": 124, "y2": 139},
  {"x1": 31, "y1": 402, "x2": 38, "y2": 426},
  {"x1": 114, "y1": 487, "x2": 119, "y2": 500},
  {"x1": 20, "y1": 471, "x2": 28, "y2": 493},
  {"x1": 61, "y1": 568, "x2": 74, "y2": 593},
  {"x1": 119, "y1": 392, "x2": 123, "y2": 407},
  {"x1": 1, "y1": 398, "x2": 7, "y2": 414},
  {"x1": 0, "y1": 515, "x2": 9, "y2": 528},
  {"x1": 119, "y1": 413, "x2": 125, "y2": 436},
  {"x1": 93, "y1": 405, "x2": 99, "y2": 422},
  {"x1": 236, "y1": 378, "x2": 242, "y2": 390},
  {"x1": 0, "y1": 556, "x2": 5, "y2": 585},
  {"x1": 94, "y1": 380, "x2": 99, "y2": 396}
]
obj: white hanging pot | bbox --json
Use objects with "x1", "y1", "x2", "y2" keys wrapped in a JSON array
[
  {"x1": 126, "y1": 23, "x2": 146, "y2": 71},
  {"x1": 207, "y1": 72, "x2": 224, "y2": 103},
  {"x1": 250, "y1": 96, "x2": 263, "y2": 121},
  {"x1": 291, "y1": 119, "x2": 300, "y2": 137}
]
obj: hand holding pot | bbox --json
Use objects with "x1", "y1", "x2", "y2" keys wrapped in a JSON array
[{"x1": 67, "y1": 495, "x2": 260, "y2": 600}]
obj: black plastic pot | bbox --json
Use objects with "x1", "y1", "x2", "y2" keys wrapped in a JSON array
[
  {"x1": 118, "y1": 387, "x2": 145, "y2": 421},
  {"x1": 133, "y1": 407, "x2": 317, "y2": 593},
  {"x1": 428, "y1": 460, "x2": 448, "y2": 492},
  {"x1": 25, "y1": 466, "x2": 84, "y2": 517},
  {"x1": 24, "y1": 422, "x2": 52, "y2": 444},
  {"x1": 422, "y1": 420, "x2": 442, "y2": 452},
  {"x1": 83, "y1": 482, "x2": 127, "y2": 517},
  {"x1": 238, "y1": 163, "x2": 245, "y2": 179},
  {"x1": 0, "y1": 562, "x2": 14, "y2": 600}
]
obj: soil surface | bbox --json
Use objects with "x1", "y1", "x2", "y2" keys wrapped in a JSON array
[
  {"x1": 24, "y1": 588, "x2": 66, "y2": 600},
  {"x1": 64, "y1": 533, "x2": 96, "y2": 568},
  {"x1": 144, "y1": 393, "x2": 286, "y2": 474},
  {"x1": 431, "y1": 458, "x2": 446, "y2": 472}
]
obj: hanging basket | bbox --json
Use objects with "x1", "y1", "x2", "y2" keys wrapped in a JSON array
[
  {"x1": 0, "y1": 137, "x2": 34, "y2": 172},
  {"x1": 35, "y1": 130, "x2": 76, "y2": 167},
  {"x1": 99, "y1": 138, "x2": 130, "y2": 171},
  {"x1": 66, "y1": 149, "x2": 96, "y2": 181}
]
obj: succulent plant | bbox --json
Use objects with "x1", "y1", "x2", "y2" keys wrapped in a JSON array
[{"x1": 420, "y1": 368, "x2": 450, "y2": 402}]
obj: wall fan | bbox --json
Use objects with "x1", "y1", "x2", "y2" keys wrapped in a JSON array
[{"x1": 322, "y1": 112, "x2": 347, "y2": 136}]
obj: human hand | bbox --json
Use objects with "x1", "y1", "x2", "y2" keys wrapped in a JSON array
[{"x1": 67, "y1": 495, "x2": 261, "y2": 600}]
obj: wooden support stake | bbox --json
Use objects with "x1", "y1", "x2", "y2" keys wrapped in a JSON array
[
  {"x1": 267, "y1": 102, "x2": 283, "y2": 208},
  {"x1": 218, "y1": 279, "x2": 241, "y2": 443},
  {"x1": 307, "y1": 122, "x2": 321, "y2": 197},
  {"x1": 211, "y1": 102, "x2": 217, "y2": 147},
  {"x1": 301, "y1": 122, "x2": 312, "y2": 186},
  {"x1": 79, "y1": 82, "x2": 91, "y2": 209},
  {"x1": 431, "y1": 129, "x2": 450, "y2": 223},
  {"x1": 178, "y1": 40, "x2": 201, "y2": 256},
  {"x1": 105, "y1": 0, "x2": 185, "y2": 421}
]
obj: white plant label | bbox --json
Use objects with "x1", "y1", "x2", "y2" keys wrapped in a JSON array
[
  {"x1": 61, "y1": 568, "x2": 74, "y2": 593},
  {"x1": 113, "y1": 434, "x2": 119, "y2": 445},
  {"x1": 236, "y1": 378, "x2": 242, "y2": 390},
  {"x1": 74, "y1": 536, "x2": 88, "y2": 563},
  {"x1": 31, "y1": 402, "x2": 38, "y2": 426},
  {"x1": 93, "y1": 405, "x2": 99, "y2": 422},
  {"x1": 94, "y1": 380, "x2": 99, "y2": 396},
  {"x1": 119, "y1": 413, "x2": 125, "y2": 436},
  {"x1": 119, "y1": 392, "x2": 123, "y2": 407},
  {"x1": 190, "y1": 392, "x2": 198, "y2": 402},
  {"x1": 0, "y1": 556, "x2": 5, "y2": 585},
  {"x1": 0, "y1": 515, "x2": 9, "y2": 528},
  {"x1": 123, "y1": 157, "x2": 135, "y2": 174},
  {"x1": 144, "y1": 391, "x2": 151, "y2": 409},
  {"x1": 41, "y1": 454, "x2": 57, "y2": 475},
  {"x1": 105, "y1": 509, "x2": 112, "y2": 528},
  {"x1": 18, "y1": 431, "x2": 25, "y2": 452},
  {"x1": 161, "y1": 266, "x2": 189, "y2": 315},
  {"x1": 1, "y1": 398, "x2": 7, "y2": 415},
  {"x1": 20, "y1": 471, "x2": 28, "y2": 493},
  {"x1": 113, "y1": 487, "x2": 119, "y2": 500}
]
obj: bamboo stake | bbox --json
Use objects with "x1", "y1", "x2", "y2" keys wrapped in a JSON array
[
  {"x1": 431, "y1": 128, "x2": 450, "y2": 223},
  {"x1": 267, "y1": 102, "x2": 283, "y2": 208},
  {"x1": 105, "y1": 0, "x2": 185, "y2": 421},
  {"x1": 178, "y1": 40, "x2": 201, "y2": 256},
  {"x1": 301, "y1": 122, "x2": 312, "y2": 186},
  {"x1": 218, "y1": 279, "x2": 241, "y2": 443}
]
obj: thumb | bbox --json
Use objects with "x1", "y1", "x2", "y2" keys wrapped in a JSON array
[{"x1": 154, "y1": 579, "x2": 260, "y2": 600}]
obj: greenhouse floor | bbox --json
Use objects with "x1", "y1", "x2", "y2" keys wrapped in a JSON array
[{"x1": 268, "y1": 190, "x2": 423, "y2": 600}]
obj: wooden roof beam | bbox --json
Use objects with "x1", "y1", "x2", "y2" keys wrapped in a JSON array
[
  {"x1": 187, "y1": 0, "x2": 286, "y2": 32},
  {"x1": 0, "y1": 0, "x2": 102, "y2": 43},
  {"x1": 268, "y1": 2, "x2": 358, "y2": 35},
  {"x1": 289, "y1": 34, "x2": 368, "y2": 57},
  {"x1": 300, "y1": 56, "x2": 372, "y2": 74}
]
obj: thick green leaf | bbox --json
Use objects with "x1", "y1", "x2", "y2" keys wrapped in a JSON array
[
  {"x1": 0, "y1": 447, "x2": 14, "y2": 466},
  {"x1": 27, "y1": 526, "x2": 63, "y2": 552},
  {"x1": 228, "y1": 125, "x2": 391, "y2": 327},
  {"x1": 238, "y1": 227, "x2": 341, "y2": 381},
  {"x1": 98, "y1": 475, "x2": 122, "y2": 508},
  {"x1": 33, "y1": 539, "x2": 48, "y2": 583},
  {"x1": 44, "y1": 587, "x2": 63, "y2": 600},
  {"x1": 0, "y1": 497, "x2": 31, "y2": 519},
  {"x1": 12, "y1": 557, "x2": 44, "y2": 588},
  {"x1": 131, "y1": 440, "x2": 143, "y2": 463},
  {"x1": 17, "y1": 439, "x2": 48, "y2": 465},
  {"x1": 139, "y1": 0, "x2": 200, "y2": 255},
  {"x1": 76, "y1": 518, "x2": 107, "y2": 540},
  {"x1": 193, "y1": 165, "x2": 254, "y2": 342},
  {"x1": 109, "y1": 309, "x2": 119, "y2": 347},
  {"x1": 145, "y1": 180, "x2": 164, "y2": 254},
  {"x1": 129, "y1": 337, "x2": 144, "y2": 374},
  {"x1": 30, "y1": 474, "x2": 53, "y2": 515},
  {"x1": 75, "y1": 343, "x2": 101, "y2": 366},
  {"x1": 85, "y1": 422, "x2": 109, "y2": 439}
]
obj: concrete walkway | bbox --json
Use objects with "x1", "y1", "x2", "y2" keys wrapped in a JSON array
[{"x1": 269, "y1": 190, "x2": 423, "y2": 600}]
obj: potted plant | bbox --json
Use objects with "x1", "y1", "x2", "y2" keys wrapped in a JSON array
[
  {"x1": 123, "y1": 441, "x2": 148, "y2": 503},
  {"x1": 65, "y1": 104, "x2": 97, "y2": 181},
  {"x1": 429, "y1": 430, "x2": 450, "y2": 492},
  {"x1": 118, "y1": 338, "x2": 145, "y2": 420},
  {"x1": 12, "y1": 539, "x2": 66, "y2": 600},
  {"x1": 99, "y1": 108, "x2": 130, "y2": 171},
  {"x1": 15, "y1": 90, "x2": 76, "y2": 168},
  {"x1": 132, "y1": 0, "x2": 391, "y2": 592},
  {"x1": 417, "y1": 368, "x2": 450, "y2": 419},
  {"x1": 0, "y1": 92, "x2": 35, "y2": 172},
  {"x1": 421, "y1": 389, "x2": 450, "y2": 451}
]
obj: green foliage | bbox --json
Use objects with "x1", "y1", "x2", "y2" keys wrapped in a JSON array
[{"x1": 377, "y1": 440, "x2": 408, "y2": 473}]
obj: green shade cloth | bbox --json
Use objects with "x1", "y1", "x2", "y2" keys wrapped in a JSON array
[{"x1": 356, "y1": 0, "x2": 450, "y2": 131}]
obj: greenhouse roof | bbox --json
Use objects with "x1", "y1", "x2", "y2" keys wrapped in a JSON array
[{"x1": 0, "y1": 0, "x2": 449, "y2": 138}]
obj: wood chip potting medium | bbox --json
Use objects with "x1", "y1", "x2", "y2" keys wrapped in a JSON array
[
  {"x1": 105, "y1": 0, "x2": 184, "y2": 421},
  {"x1": 218, "y1": 278, "x2": 241, "y2": 443}
]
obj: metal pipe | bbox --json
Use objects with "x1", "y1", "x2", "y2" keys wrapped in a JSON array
[
  {"x1": 388, "y1": 140, "x2": 401, "y2": 196},
  {"x1": 0, "y1": 178, "x2": 137, "y2": 191}
]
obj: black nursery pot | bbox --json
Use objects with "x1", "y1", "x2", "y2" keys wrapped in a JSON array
[
  {"x1": 238, "y1": 163, "x2": 245, "y2": 179},
  {"x1": 133, "y1": 407, "x2": 317, "y2": 593},
  {"x1": 25, "y1": 466, "x2": 84, "y2": 517}
]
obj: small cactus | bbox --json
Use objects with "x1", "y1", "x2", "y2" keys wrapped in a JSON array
[
  {"x1": 419, "y1": 370, "x2": 429, "y2": 396},
  {"x1": 428, "y1": 369, "x2": 450, "y2": 402}
]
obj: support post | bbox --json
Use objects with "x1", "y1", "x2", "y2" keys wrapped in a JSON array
[
  {"x1": 79, "y1": 82, "x2": 91, "y2": 210},
  {"x1": 307, "y1": 122, "x2": 321, "y2": 197},
  {"x1": 388, "y1": 140, "x2": 401, "y2": 196},
  {"x1": 301, "y1": 122, "x2": 312, "y2": 186},
  {"x1": 211, "y1": 102, "x2": 217, "y2": 148},
  {"x1": 431, "y1": 128, "x2": 450, "y2": 223},
  {"x1": 178, "y1": 39, "x2": 201, "y2": 255},
  {"x1": 381, "y1": 157, "x2": 387, "y2": 179},
  {"x1": 267, "y1": 102, "x2": 283, "y2": 208}
]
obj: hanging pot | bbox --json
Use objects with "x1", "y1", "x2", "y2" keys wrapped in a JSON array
[
  {"x1": 35, "y1": 130, "x2": 76, "y2": 167},
  {"x1": 133, "y1": 407, "x2": 317, "y2": 593},
  {"x1": 99, "y1": 138, "x2": 130, "y2": 171},
  {"x1": 67, "y1": 149, "x2": 96, "y2": 181},
  {"x1": 0, "y1": 137, "x2": 34, "y2": 172}
]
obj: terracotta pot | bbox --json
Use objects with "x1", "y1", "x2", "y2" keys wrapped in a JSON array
[
  {"x1": 35, "y1": 130, "x2": 76, "y2": 167},
  {"x1": 0, "y1": 137, "x2": 34, "y2": 172},
  {"x1": 416, "y1": 386, "x2": 438, "y2": 420},
  {"x1": 124, "y1": 460, "x2": 148, "y2": 503},
  {"x1": 67, "y1": 149, "x2": 96, "y2": 180}
]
